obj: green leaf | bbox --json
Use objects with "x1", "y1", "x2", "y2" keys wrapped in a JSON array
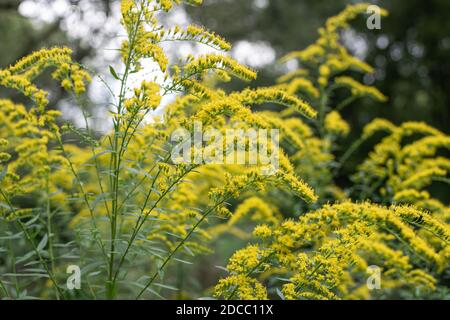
[
  {"x1": 16, "y1": 251, "x2": 35, "y2": 264},
  {"x1": 276, "y1": 288, "x2": 286, "y2": 300},
  {"x1": 173, "y1": 258, "x2": 193, "y2": 265},
  {"x1": 153, "y1": 283, "x2": 179, "y2": 291},
  {"x1": 37, "y1": 234, "x2": 48, "y2": 252},
  {"x1": 109, "y1": 65, "x2": 120, "y2": 80}
]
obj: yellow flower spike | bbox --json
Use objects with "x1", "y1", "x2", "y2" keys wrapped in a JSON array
[
  {"x1": 280, "y1": 45, "x2": 325, "y2": 64},
  {"x1": 362, "y1": 118, "x2": 396, "y2": 138},
  {"x1": 392, "y1": 205, "x2": 450, "y2": 243},
  {"x1": 0, "y1": 70, "x2": 49, "y2": 111},
  {"x1": 400, "y1": 168, "x2": 447, "y2": 190},
  {"x1": 236, "y1": 88, "x2": 317, "y2": 119},
  {"x1": 401, "y1": 135, "x2": 450, "y2": 159},
  {"x1": 229, "y1": 197, "x2": 279, "y2": 226},
  {"x1": 400, "y1": 121, "x2": 444, "y2": 137},
  {"x1": 185, "y1": 24, "x2": 231, "y2": 51},
  {"x1": 184, "y1": 0, "x2": 202, "y2": 5},
  {"x1": 335, "y1": 76, "x2": 388, "y2": 102},
  {"x1": 1, "y1": 47, "x2": 90, "y2": 110},
  {"x1": 183, "y1": 53, "x2": 257, "y2": 82},
  {"x1": 394, "y1": 189, "x2": 431, "y2": 202},
  {"x1": 276, "y1": 69, "x2": 310, "y2": 83},
  {"x1": 276, "y1": 171, "x2": 318, "y2": 203},
  {"x1": 7, "y1": 47, "x2": 73, "y2": 75},
  {"x1": 324, "y1": 111, "x2": 350, "y2": 136},
  {"x1": 285, "y1": 77, "x2": 320, "y2": 98},
  {"x1": 253, "y1": 224, "x2": 272, "y2": 238},
  {"x1": 407, "y1": 269, "x2": 437, "y2": 291},
  {"x1": 5, "y1": 208, "x2": 34, "y2": 221}
]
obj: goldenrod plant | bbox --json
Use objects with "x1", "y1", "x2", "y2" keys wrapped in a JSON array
[{"x1": 0, "y1": 1, "x2": 448, "y2": 300}]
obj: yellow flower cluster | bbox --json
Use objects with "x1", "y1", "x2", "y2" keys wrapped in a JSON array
[
  {"x1": 183, "y1": 54, "x2": 257, "y2": 82},
  {"x1": 0, "y1": 47, "x2": 90, "y2": 113},
  {"x1": 124, "y1": 81, "x2": 161, "y2": 111},
  {"x1": 279, "y1": 2, "x2": 386, "y2": 112},
  {"x1": 0, "y1": 99, "x2": 68, "y2": 220},
  {"x1": 324, "y1": 111, "x2": 350, "y2": 136},
  {"x1": 216, "y1": 202, "x2": 448, "y2": 299},
  {"x1": 156, "y1": 0, "x2": 202, "y2": 12},
  {"x1": 229, "y1": 197, "x2": 279, "y2": 226},
  {"x1": 357, "y1": 119, "x2": 450, "y2": 226},
  {"x1": 362, "y1": 118, "x2": 397, "y2": 138},
  {"x1": 280, "y1": 77, "x2": 320, "y2": 99},
  {"x1": 236, "y1": 88, "x2": 317, "y2": 119},
  {"x1": 335, "y1": 76, "x2": 388, "y2": 102},
  {"x1": 214, "y1": 275, "x2": 268, "y2": 300},
  {"x1": 184, "y1": 25, "x2": 231, "y2": 51}
]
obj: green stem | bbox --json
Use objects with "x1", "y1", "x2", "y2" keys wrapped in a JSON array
[
  {"x1": 337, "y1": 137, "x2": 365, "y2": 171},
  {"x1": 77, "y1": 95, "x2": 112, "y2": 220},
  {"x1": 107, "y1": 3, "x2": 147, "y2": 298},
  {"x1": 335, "y1": 95, "x2": 358, "y2": 112},
  {"x1": 45, "y1": 177, "x2": 58, "y2": 299},
  {"x1": 6, "y1": 235, "x2": 20, "y2": 298},
  {"x1": 0, "y1": 278, "x2": 10, "y2": 298},
  {"x1": 135, "y1": 199, "x2": 227, "y2": 299},
  {"x1": 111, "y1": 163, "x2": 192, "y2": 290},
  {"x1": 317, "y1": 89, "x2": 328, "y2": 137}
]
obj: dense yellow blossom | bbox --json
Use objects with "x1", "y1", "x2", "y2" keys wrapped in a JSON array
[
  {"x1": 324, "y1": 111, "x2": 350, "y2": 136},
  {"x1": 216, "y1": 202, "x2": 448, "y2": 299}
]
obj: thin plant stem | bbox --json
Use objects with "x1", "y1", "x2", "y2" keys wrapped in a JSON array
[
  {"x1": 135, "y1": 201, "x2": 224, "y2": 299},
  {"x1": 336, "y1": 137, "x2": 366, "y2": 172},
  {"x1": 335, "y1": 95, "x2": 358, "y2": 112},
  {"x1": 0, "y1": 278, "x2": 10, "y2": 298},
  {"x1": 7, "y1": 234, "x2": 20, "y2": 298},
  {"x1": 77, "y1": 95, "x2": 112, "y2": 220},
  {"x1": 107, "y1": 3, "x2": 147, "y2": 298},
  {"x1": 111, "y1": 163, "x2": 193, "y2": 290},
  {"x1": 55, "y1": 134, "x2": 109, "y2": 264},
  {"x1": 317, "y1": 89, "x2": 328, "y2": 137},
  {"x1": 45, "y1": 176, "x2": 58, "y2": 299}
]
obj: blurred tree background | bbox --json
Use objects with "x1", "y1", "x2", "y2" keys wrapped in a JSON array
[
  {"x1": 1, "y1": 0, "x2": 449, "y2": 133},
  {"x1": 186, "y1": 0, "x2": 450, "y2": 134},
  {"x1": 1, "y1": 0, "x2": 449, "y2": 191}
]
